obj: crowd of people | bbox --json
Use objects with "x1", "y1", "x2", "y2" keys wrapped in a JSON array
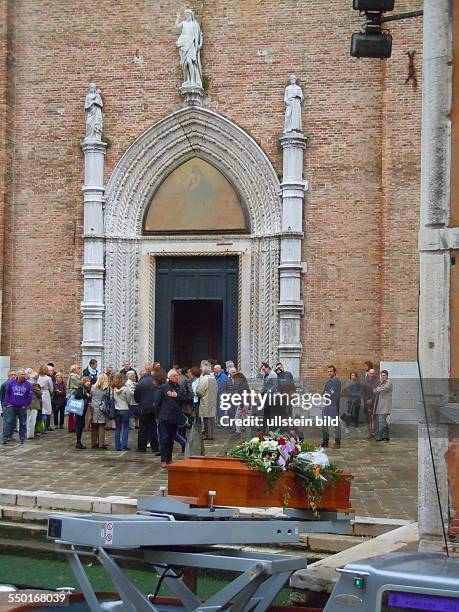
[{"x1": 0, "y1": 357, "x2": 393, "y2": 465}]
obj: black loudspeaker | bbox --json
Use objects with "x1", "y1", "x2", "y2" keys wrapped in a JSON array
[
  {"x1": 352, "y1": 0, "x2": 395, "y2": 10},
  {"x1": 350, "y1": 31, "x2": 393, "y2": 58}
]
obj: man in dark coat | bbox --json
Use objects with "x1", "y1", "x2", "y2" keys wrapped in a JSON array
[
  {"x1": 157, "y1": 369, "x2": 190, "y2": 467},
  {"x1": 321, "y1": 365, "x2": 342, "y2": 449},
  {"x1": 275, "y1": 362, "x2": 296, "y2": 418},
  {"x1": 134, "y1": 369, "x2": 160, "y2": 454},
  {"x1": 0, "y1": 371, "x2": 16, "y2": 417},
  {"x1": 82, "y1": 359, "x2": 98, "y2": 386},
  {"x1": 362, "y1": 368, "x2": 379, "y2": 439},
  {"x1": 120, "y1": 360, "x2": 138, "y2": 381},
  {"x1": 275, "y1": 362, "x2": 296, "y2": 394}
]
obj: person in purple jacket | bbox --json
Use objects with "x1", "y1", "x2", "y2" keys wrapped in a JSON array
[{"x1": 2, "y1": 369, "x2": 32, "y2": 445}]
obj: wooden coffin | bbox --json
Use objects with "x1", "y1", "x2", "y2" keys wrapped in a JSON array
[{"x1": 167, "y1": 456, "x2": 352, "y2": 511}]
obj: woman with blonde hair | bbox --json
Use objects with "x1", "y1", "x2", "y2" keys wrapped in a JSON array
[
  {"x1": 90, "y1": 373, "x2": 110, "y2": 449},
  {"x1": 53, "y1": 372, "x2": 67, "y2": 429},
  {"x1": 111, "y1": 373, "x2": 132, "y2": 451},
  {"x1": 37, "y1": 364, "x2": 54, "y2": 432},
  {"x1": 66, "y1": 364, "x2": 81, "y2": 433}
]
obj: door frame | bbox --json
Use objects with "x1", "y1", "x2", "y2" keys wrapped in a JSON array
[
  {"x1": 154, "y1": 253, "x2": 238, "y2": 369},
  {"x1": 136, "y1": 237, "x2": 252, "y2": 373}
]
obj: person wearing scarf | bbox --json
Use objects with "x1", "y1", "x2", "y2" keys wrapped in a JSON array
[{"x1": 83, "y1": 359, "x2": 99, "y2": 386}]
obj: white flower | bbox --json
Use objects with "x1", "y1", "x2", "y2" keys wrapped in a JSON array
[
  {"x1": 260, "y1": 439, "x2": 278, "y2": 452},
  {"x1": 250, "y1": 437, "x2": 259, "y2": 444}
]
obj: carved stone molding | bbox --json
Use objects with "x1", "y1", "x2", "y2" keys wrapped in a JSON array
[
  {"x1": 104, "y1": 240, "x2": 141, "y2": 369},
  {"x1": 179, "y1": 84, "x2": 204, "y2": 106},
  {"x1": 104, "y1": 107, "x2": 281, "y2": 238},
  {"x1": 81, "y1": 139, "x2": 107, "y2": 154},
  {"x1": 103, "y1": 107, "x2": 281, "y2": 375}
]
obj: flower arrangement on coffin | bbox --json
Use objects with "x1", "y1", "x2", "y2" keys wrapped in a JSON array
[{"x1": 227, "y1": 433, "x2": 347, "y2": 514}]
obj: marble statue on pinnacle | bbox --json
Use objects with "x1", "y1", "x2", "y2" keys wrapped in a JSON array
[
  {"x1": 84, "y1": 83, "x2": 103, "y2": 140},
  {"x1": 283, "y1": 74, "x2": 304, "y2": 133},
  {"x1": 175, "y1": 9, "x2": 203, "y2": 88}
]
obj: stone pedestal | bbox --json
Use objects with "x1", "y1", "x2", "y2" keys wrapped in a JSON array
[
  {"x1": 81, "y1": 138, "x2": 107, "y2": 367},
  {"x1": 179, "y1": 84, "x2": 204, "y2": 107},
  {"x1": 278, "y1": 131, "x2": 307, "y2": 378}
]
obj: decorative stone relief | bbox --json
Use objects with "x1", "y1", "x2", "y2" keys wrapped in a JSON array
[{"x1": 103, "y1": 240, "x2": 141, "y2": 370}]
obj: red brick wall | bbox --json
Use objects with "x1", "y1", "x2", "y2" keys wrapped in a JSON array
[
  {"x1": 1, "y1": 1, "x2": 422, "y2": 376},
  {"x1": 380, "y1": 9, "x2": 422, "y2": 364}
]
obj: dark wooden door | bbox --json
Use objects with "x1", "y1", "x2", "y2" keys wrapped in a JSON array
[{"x1": 155, "y1": 256, "x2": 238, "y2": 369}]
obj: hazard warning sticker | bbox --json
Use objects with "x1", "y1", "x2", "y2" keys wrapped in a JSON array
[{"x1": 103, "y1": 521, "x2": 114, "y2": 545}]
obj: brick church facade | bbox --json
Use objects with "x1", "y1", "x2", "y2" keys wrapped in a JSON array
[{"x1": 0, "y1": 0, "x2": 423, "y2": 378}]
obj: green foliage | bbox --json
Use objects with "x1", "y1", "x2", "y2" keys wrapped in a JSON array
[
  {"x1": 228, "y1": 434, "x2": 349, "y2": 515},
  {"x1": 202, "y1": 74, "x2": 210, "y2": 91}
]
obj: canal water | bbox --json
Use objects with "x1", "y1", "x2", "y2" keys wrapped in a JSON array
[{"x1": 0, "y1": 552, "x2": 291, "y2": 605}]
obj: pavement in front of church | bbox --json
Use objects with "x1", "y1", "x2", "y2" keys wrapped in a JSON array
[{"x1": 0, "y1": 422, "x2": 418, "y2": 520}]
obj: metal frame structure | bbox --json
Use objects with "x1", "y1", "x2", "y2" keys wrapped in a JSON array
[{"x1": 48, "y1": 496, "x2": 355, "y2": 612}]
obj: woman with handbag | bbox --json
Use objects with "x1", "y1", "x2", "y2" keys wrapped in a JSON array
[
  {"x1": 74, "y1": 376, "x2": 91, "y2": 449},
  {"x1": 112, "y1": 373, "x2": 132, "y2": 451},
  {"x1": 66, "y1": 364, "x2": 81, "y2": 433},
  {"x1": 90, "y1": 373, "x2": 110, "y2": 449}
]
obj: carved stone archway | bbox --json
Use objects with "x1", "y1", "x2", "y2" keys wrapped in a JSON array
[{"x1": 102, "y1": 106, "x2": 281, "y2": 375}]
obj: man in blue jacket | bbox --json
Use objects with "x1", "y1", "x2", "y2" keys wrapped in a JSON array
[
  {"x1": 213, "y1": 364, "x2": 228, "y2": 424},
  {"x1": 2, "y1": 369, "x2": 32, "y2": 445},
  {"x1": 321, "y1": 365, "x2": 342, "y2": 449}
]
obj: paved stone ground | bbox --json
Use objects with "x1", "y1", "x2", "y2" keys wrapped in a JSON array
[{"x1": 0, "y1": 421, "x2": 417, "y2": 520}]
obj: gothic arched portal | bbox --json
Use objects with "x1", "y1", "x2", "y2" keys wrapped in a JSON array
[{"x1": 103, "y1": 107, "x2": 281, "y2": 376}]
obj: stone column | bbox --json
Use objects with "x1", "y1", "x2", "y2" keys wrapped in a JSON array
[
  {"x1": 278, "y1": 131, "x2": 307, "y2": 378},
  {"x1": 81, "y1": 138, "x2": 107, "y2": 367},
  {"x1": 418, "y1": 0, "x2": 451, "y2": 549}
]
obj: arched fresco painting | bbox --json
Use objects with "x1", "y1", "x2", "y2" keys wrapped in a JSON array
[{"x1": 144, "y1": 157, "x2": 248, "y2": 233}]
